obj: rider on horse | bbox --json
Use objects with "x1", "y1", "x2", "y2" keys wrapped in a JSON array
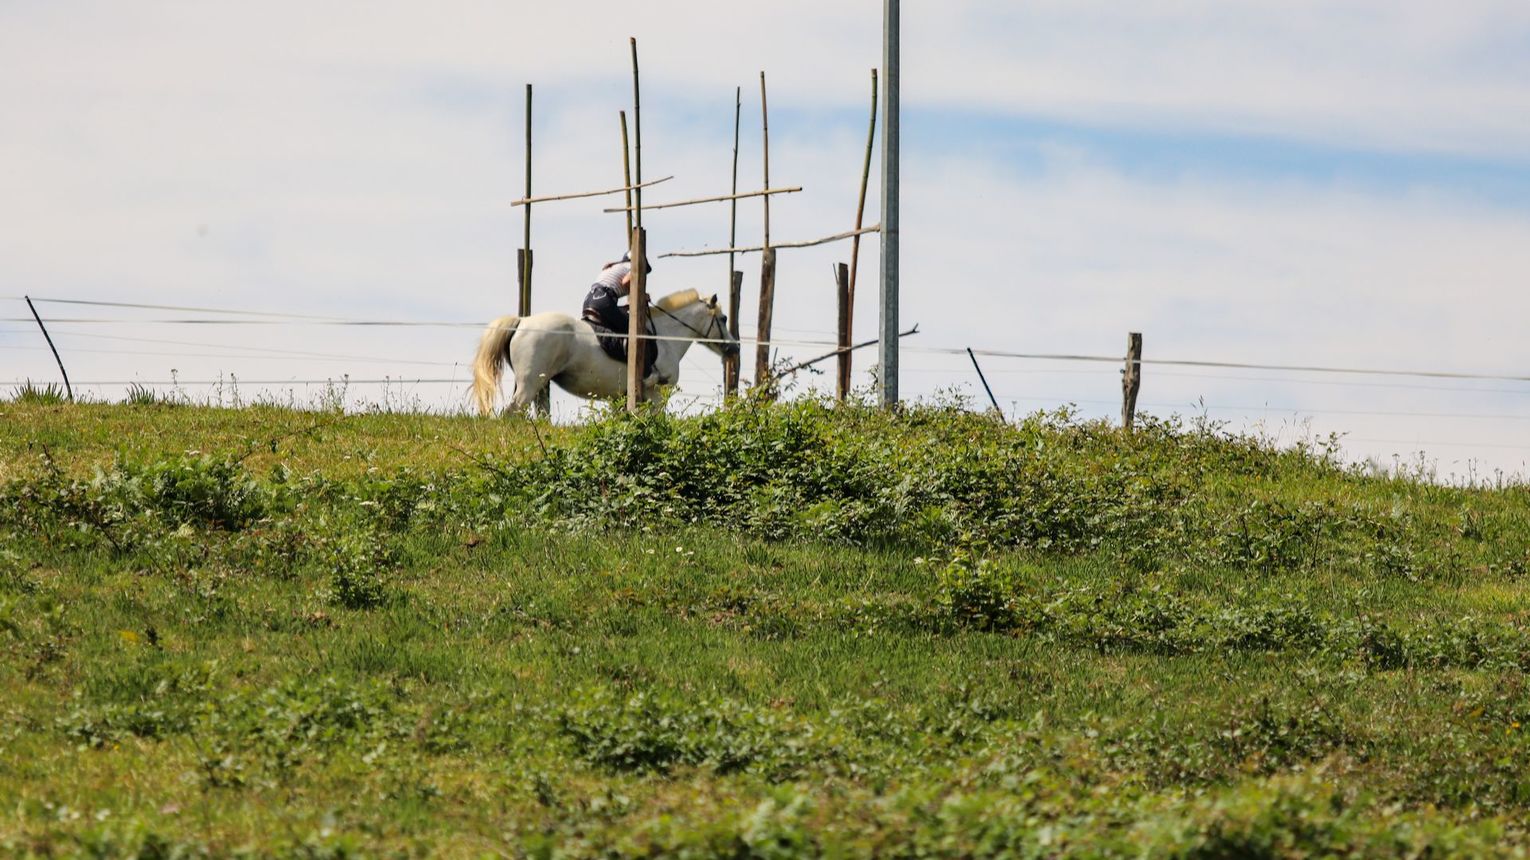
[{"x1": 582, "y1": 250, "x2": 657, "y2": 379}]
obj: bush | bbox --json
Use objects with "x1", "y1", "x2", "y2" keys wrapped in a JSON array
[{"x1": 558, "y1": 688, "x2": 804, "y2": 777}]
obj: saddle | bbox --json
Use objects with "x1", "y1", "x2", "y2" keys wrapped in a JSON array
[{"x1": 588, "y1": 320, "x2": 658, "y2": 378}]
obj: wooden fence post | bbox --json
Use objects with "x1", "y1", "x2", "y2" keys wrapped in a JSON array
[
  {"x1": 1122, "y1": 332, "x2": 1143, "y2": 431},
  {"x1": 755, "y1": 248, "x2": 777, "y2": 391},
  {"x1": 628, "y1": 227, "x2": 648, "y2": 412},
  {"x1": 725, "y1": 270, "x2": 743, "y2": 395},
  {"x1": 835, "y1": 263, "x2": 851, "y2": 401},
  {"x1": 516, "y1": 250, "x2": 533, "y2": 317}
]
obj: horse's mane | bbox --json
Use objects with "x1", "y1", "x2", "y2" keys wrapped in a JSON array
[{"x1": 655, "y1": 289, "x2": 700, "y2": 312}]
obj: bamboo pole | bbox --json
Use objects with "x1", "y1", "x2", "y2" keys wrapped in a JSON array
[
  {"x1": 773, "y1": 325, "x2": 919, "y2": 380},
  {"x1": 753, "y1": 74, "x2": 777, "y2": 394},
  {"x1": 620, "y1": 113, "x2": 634, "y2": 240},
  {"x1": 725, "y1": 86, "x2": 742, "y2": 397},
  {"x1": 602, "y1": 186, "x2": 801, "y2": 213},
  {"x1": 760, "y1": 71, "x2": 770, "y2": 247},
  {"x1": 631, "y1": 38, "x2": 643, "y2": 233},
  {"x1": 660, "y1": 225, "x2": 881, "y2": 258},
  {"x1": 844, "y1": 68, "x2": 878, "y2": 398},
  {"x1": 509, "y1": 175, "x2": 670, "y2": 208},
  {"x1": 754, "y1": 71, "x2": 775, "y2": 396},
  {"x1": 627, "y1": 37, "x2": 645, "y2": 412}
]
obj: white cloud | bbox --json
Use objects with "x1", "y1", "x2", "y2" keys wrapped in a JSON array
[{"x1": 5, "y1": 1, "x2": 1528, "y2": 156}]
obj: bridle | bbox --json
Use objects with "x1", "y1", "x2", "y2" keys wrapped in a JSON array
[{"x1": 648, "y1": 301, "x2": 737, "y2": 354}]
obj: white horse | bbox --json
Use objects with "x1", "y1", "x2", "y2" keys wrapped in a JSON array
[{"x1": 472, "y1": 288, "x2": 740, "y2": 415}]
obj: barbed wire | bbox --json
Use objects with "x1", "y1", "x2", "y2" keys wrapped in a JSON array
[
  {"x1": 11, "y1": 316, "x2": 1528, "y2": 389},
  {"x1": 23, "y1": 297, "x2": 355, "y2": 321},
  {"x1": 4, "y1": 377, "x2": 464, "y2": 386},
  {"x1": 10, "y1": 295, "x2": 1530, "y2": 386},
  {"x1": 9, "y1": 294, "x2": 1530, "y2": 460},
  {"x1": 0, "y1": 342, "x2": 463, "y2": 368}
]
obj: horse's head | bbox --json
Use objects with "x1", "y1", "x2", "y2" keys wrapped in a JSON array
[
  {"x1": 653, "y1": 289, "x2": 740, "y2": 359},
  {"x1": 700, "y1": 293, "x2": 741, "y2": 360}
]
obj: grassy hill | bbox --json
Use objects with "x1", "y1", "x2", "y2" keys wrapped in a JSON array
[{"x1": 3, "y1": 396, "x2": 1530, "y2": 856}]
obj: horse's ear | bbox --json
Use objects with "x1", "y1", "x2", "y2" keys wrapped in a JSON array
[{"x1": 709, "y1": 294, "x2": 719, "y2": 307}]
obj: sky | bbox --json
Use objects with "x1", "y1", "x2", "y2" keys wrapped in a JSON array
[{"x1": 2, "y1": 1, "x2": 1530, "y2": 479}]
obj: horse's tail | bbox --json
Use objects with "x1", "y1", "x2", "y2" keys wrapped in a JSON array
[{"x1": 472, "y1": 315, "x2": 521, "y2": 416}]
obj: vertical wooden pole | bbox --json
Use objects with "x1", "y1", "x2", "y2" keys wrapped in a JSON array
[
  {"x1": 630, "y1": 38, "x2": 643, "y2": 232},
  {"x1": 522, "y1": 84, "x2": 550, "y2": 415},
  {"x1": 520, "y1": 84, "x2": 533, "y2": 318},
  {"x1": 724, "y1": 86, "x2": 742, "y2": 397},
  {"x1": 844, "y1": 68, "x2": 878, "y2": 399},
  {"x1": 24, "y1": 296, "x2": 72, "y2": 401},
  {"x1": 1122, "y1": 332, "x2": 1143, "y2": 432},
  {"x1": 620, "y1": 111, "x2": 634, "y2": 243},
  {"x1": 755, "y1": 249, "x2": 776, "y2": 389},
  {"x1": 880, "y1": 0, "x2": 900, "y2": 407},
  {"x1": 627, "y1": 37, "x2": 645, "y2": 413},
  {"x1": 516, "y1": 250, "x2": 532, "y2": 314},
  {"x1": 835, "y1": 263, "x2": 851, "y2": 401},
  {"x1": 759, "y1": 72, "x2": 770, "y2": 248},
  {"x1": 728, "y1": 270, "x2": 743, "y2": 390},
  {"x1": 754, "y1": 72, "x2": 776, "y2": 394},
  {"x1": 628, "y1": 228, "x2": 649, "y2": 412}
]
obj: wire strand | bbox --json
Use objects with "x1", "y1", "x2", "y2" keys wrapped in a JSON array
[
  {"x1": 9, "y1": 297, "x2": 1530, "y2": 392},
  {"x1": 4, "y1": 377, "x2": 464, "y2": 386},
  {"x1": 24, "y1": 297, "x2": 354, "y2": 321},
  {"x1": 49, "y1": 330, "x2": 460, "y2": 366}
]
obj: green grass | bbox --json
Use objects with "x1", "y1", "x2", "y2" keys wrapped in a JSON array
[{"x1": 3, "y1": 397, "x2": 1530, "y2": 856}]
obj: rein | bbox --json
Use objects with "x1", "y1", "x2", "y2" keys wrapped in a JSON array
[{"x1": 648, "y1": 301, "x2": 727, "y2": 345}]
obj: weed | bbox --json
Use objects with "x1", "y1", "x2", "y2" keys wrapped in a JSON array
[
  {"x1": 323, "y1": 529, "x2": 398, "y2": 610},
  {"x1": 10, "y1": 380, "x2": 68, "y2": 404}
]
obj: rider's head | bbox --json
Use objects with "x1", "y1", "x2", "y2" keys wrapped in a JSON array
[{"x1": 620, "y1": 249, "x2": 653, "y2": 275}]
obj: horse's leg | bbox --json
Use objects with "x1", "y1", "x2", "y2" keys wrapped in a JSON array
[
  {"x1": 506, "y1": 376, "x2": 533, "y2": 414},
  {"x1": 515, "y1": 374, "x2": 556, "y2": 417},
  {"x1": 507, "y1": 328, "x2": 560, "y2": 417}
]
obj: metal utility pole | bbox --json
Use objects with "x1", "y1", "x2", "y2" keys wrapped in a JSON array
[{"x1": 879, "y1": 0, "x2": 900, "y2": 406}]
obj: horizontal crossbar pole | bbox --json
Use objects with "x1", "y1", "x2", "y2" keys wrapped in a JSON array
[
  {"x1": 511, "y1": 175, "x2": 673, "y2": 207},
  {"x1": 773, "y1": 324, "x2": 919, "y2": 380},
  {"x1": 602, "y1": 186, "x2": 802, "y2": 213},
  {"x1": 660, "y1": 225, "x2": 881, "y2": 259}
]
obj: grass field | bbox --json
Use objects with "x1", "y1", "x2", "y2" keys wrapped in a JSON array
[{"x1": 4, "y1": 394, "x2": 1530, "y2": 857}]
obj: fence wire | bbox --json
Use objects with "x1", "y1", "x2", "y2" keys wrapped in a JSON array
[{"x1": 7, "y1": 295, "x2": 1530, "y2": 459}]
